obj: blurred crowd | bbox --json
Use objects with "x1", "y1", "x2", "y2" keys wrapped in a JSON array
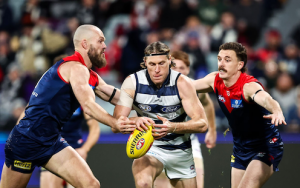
[{"x1": 0, "y1": 0, "x2": 299, "y2": 133}]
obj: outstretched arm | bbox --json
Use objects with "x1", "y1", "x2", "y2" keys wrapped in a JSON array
[
  {"x1": 243, "y1": 82, "x2": 287, "y2": 126},
  {"x1": 193, "y1": 72, "x2": 217, "y2": 93},
  {"x1": 199, "y1": 93, "x2": 216, "y2": 148},
  {"x1": 76, "y1": 113, "x2": 100, "y2": 160}
]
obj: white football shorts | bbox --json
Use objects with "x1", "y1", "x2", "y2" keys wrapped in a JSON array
[
  {"x1": 146, "y1": 145, "x2": 196, "y2": 179},
  {"x1": 190, "y1": 133, "x2": 203, "y2": 159}
]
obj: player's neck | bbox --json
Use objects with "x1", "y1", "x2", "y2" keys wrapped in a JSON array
[
  {"x1": 75, "y1": 50, "x2": 92, "y2": 69},
  {"x1": 223, "y1": 71, "x2": 242, "y2": 88}
]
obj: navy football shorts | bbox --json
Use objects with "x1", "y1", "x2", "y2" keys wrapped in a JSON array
[
  {"x1": 231, "y1": 137, "x2": 283, "y2": 172},
  {"x1": 4, "y1": 128, "x2": 69, "y2": 173}
]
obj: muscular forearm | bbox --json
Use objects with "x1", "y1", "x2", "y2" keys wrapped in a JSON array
[
  {"x1": 264, "y1": 96, "x2": 283, "y2": 114},
  {"x1": 203, "y1": 100, "x2": 216, "y2": 132},
  {"x1": 171, "y1": 119, "x2": 207, "y2": 134},
  {"x1": 81, "y1": 120, "x2": 100, "y2": 152},
  {"x1": 83, "y1": 100, "x2": 117, "y2": 129}
]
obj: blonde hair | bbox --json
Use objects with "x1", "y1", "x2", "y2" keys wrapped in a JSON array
[{"x1": 140, "y1": 41, "x2": 175, "y2": 68}]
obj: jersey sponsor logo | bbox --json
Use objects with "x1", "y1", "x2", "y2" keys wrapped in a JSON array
[
  {"x1": 218, "y1": 95, "x2": 226, "y2": 103},
  {"x1": 231, "y1": 155, "x2": 235, "y2": 162},
  {"x1": 136, "y1": 138, "x2": 145, "y2": 150},
  {"x1": 32, "y1": 91, "x2": 38, "y2": 97},
  {"x1": 138, "y1": 104, "x2": 152, "y2": 112},
  {"x1": 14, "y1": 160, "x2": 32, "y2": 170},
  {"x1": 161, "y1": 105, "x2": 181, "y2": 113},
  {"x1": 231, "y1": 99, "x2": 243, "y2": 108}
]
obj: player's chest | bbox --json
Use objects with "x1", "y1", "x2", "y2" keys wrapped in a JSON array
[{"x1": 217, "y1": 88, "x2": 245, "y2": 113}]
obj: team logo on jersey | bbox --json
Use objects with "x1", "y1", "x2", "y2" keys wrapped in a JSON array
[
  {"x1": 218, "y1": 95, "x2": 226, "y2": 103},
  {"x1": 138, "y1": 104, "x2": 152, "y2": 112},
  {"x1": 231, "y1": 155, "x2": 235, "y2": 163},
  {"x1": 136, "y1": 138, "x2": 145, "y2": 150},
  {"x1": 227, "y1": 91, "x2": 230, "y2": 96},
  {"x1": 231, "y1": 99, "x2": 243, "y2": 108},
  {"x1": 269, "y1": 137, "x2": 278, "y2": 144},
  {"x1": 190, "y1": 165, "x2": 195, "y2": 170},
  {"x1": 161, "y1": 105, "x2": 181, "y2": 113},
  {"x1": 77, "y1": 139, "x2": 83, "y2": 144},
  {"x1": 14, "y1": 160, "x2": 32, "y2": 170}
]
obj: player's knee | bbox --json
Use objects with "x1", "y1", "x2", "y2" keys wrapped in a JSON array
[{"x1": 135, "y1": 178, "x2": 152, "y2": 188}]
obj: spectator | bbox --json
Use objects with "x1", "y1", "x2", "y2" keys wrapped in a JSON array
[
  {"x1": 270, "y1": 72, "x2": 297, "y2": 116},
  {"x1": 131, "y1": 0, "x2": 161, "y2": 30},
  {"x1": 0, "y1": 0, "x2": 14, "y2": 32},
  {"x1": 256, "y1": 29, "x2": 284, "y2": 64},
  {"x1": 159, "y1": 0, "x2": 193, "y2": 31},
  {"x1": 75, "y1": 0, "x2": 98, "y2": 25},
  {"x1": 0, "y1": 63, "x2": 23, "y2": 126},
  {"x1": 277, "y1": 43, "x2": 300, "y2": 85},
  {"x1": 182, "y1": 31, "x2": 208, "y2": 79},
  {"x1": 175, "y1": 16, "x2": 210, "y2": 53},
  {"x1": 286, "y1": 86, "x2": 300, "y2": 133},
  {"x1": 210, "y1": 11, "x2": 237, "y2": 52},
  {"x1": 197, "y1": 0, "x2": 226, "y2": 27}
]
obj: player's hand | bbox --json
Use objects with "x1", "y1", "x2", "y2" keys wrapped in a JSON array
[
  {"x1": 205, "y1": 130, "x2": 216, "y2": 149},
  {"x1": 152, "y1": 115, "x2": 170, "y2": 140},
  {"x1": 116, "y1": 116, "x2": 136, "y2": 134},
  {"x1": 76, "y1": 147, "x2": 88, "y2": 160},
  {"x1": 263, "y1": 112, "x2": 287, "y2": 126},
  {"x1": 135, "y1": 117, "x2": 155, "y2": 131}
]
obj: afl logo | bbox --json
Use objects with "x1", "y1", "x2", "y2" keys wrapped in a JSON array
[
  {"x1": 138, "y1": 104, "x2": 151, "y2": 112},
  {"x1": 136, "y1": 138, "x2": 145, "y2": 150},
  {"x1": 161, "y1": 105, "x2": 180, "y2": 113}
]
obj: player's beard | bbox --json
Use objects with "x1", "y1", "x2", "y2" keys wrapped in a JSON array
[{"x1": 87, "y1": 45, "x2": 107, "y2": 68}]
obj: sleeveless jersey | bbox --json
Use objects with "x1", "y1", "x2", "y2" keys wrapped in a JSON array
[
  {"x1": 132, "y1": 69, "x2": 191, "y2": 151},
  {"x1": 214, "y1": 73, "x2": 281, "y2": 151},
  {"x1": 16, "y1": 51, "x2": 99, "y2": 145}
]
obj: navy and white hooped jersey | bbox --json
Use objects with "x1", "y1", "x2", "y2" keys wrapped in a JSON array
[
  {"x1": 16, "y1": 51, "x2": 99, "y2": 146},
  {"x1": 214, "y1": 73, "x2": 282, "y2": 151},
  {"x1": 132, "y1": 69, "x2": 191, "y2": 151}
]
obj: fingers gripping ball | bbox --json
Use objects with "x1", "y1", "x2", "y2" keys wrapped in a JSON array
[{"x1": 126, "y1": 124, "x2": 154, "y2": 159}]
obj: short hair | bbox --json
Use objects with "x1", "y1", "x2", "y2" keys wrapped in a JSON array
[
  {"x1": 141, "y1": 41, "x2": 175, "y2": 68},
  {"x1": 171, "y1": 51, "x2": 190, "y2": 67},
  {"x1": 219, "y1": 42, "x2": 247, "y2": 73}
]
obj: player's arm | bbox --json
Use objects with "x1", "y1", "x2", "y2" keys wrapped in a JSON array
[
  {"x1": 193, "y1": 71, "x2": 218, "y2": 93},
  {"x1": 76, "y1": 113, "x2": 101, "y2": 160},
  {"x1": 70, "y1": 63, "x2": 135, "y2": 131},
  {"x1": 243, "y1": 82, "x2": 287, "y2": 126},
  {"x1": 113, "y1": 76, "x2": 138, "y2": 133},
  {"x1": 154, "y1": 76, "x2": 208, "y2": 138},
  {"x1": 94, "y1": 75, "x2": 120, "y2": 105},
  {"x1": 199, "y1": 93, "x2": 217, "y2": 148}
]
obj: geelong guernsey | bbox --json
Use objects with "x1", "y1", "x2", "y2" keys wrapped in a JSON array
[
  {"x1": 132, "y1": 69, "x2": 191, "y2": 150},
  {"x1": 16, "y1": 52, "x2": 99, "y2": 146}
]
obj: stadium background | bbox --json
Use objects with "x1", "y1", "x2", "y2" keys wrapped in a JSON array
[{"x1": 0, "y1": 0, "x2": 300, "y2": 187}]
